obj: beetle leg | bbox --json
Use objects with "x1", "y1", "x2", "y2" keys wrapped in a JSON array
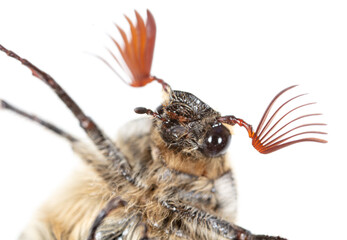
[
  {"x1": 0, "y1": 99, "x2": 78, "y2": 142},
  {"x1": 0, "y1": 44, "x2": 133, "y2": 180},
  {"x1": 86, "y1": 197, "x2": 127, "y2": 240},
  {"x1": 252, "y1": 235, "x2": 287, "y2": 240},
  {"x1": 161, "y1": 200, "x2": 287, "y2": 240}
]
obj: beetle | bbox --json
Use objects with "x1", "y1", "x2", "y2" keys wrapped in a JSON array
[{"x1": 0, "y1": 10, "x2": 326, "y2": 240}]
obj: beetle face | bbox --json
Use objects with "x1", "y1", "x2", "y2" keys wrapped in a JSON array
[{"x1": 155, "y1": 90, "x2": 231, "y2": 157}]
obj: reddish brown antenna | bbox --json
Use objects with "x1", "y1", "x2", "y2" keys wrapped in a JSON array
[
  {"x1": 219, "y1": 86, "x2": 327, "y2": 154},
  {"x1": 107, "y1": 10, "x2": 169, "y2": 91}
]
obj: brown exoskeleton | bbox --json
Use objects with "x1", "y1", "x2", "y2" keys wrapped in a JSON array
[{"x1": 0, "y1": 10, "x2": 327, "y2": 240}]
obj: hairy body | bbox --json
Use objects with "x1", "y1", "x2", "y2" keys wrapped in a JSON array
[
  {"x1": 19, "y1": 118, "x2": 237, "y2": 240},
  {"x1": 0, "y1": 9, "x2": 326, "y2": 240}
]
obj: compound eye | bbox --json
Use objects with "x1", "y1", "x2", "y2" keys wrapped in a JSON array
[
  {"x1": 202, "y1": 124, "x2": 231, "y2": 157},
  {"x1": 156, "y1": 104, "x2": 164, "y2": 115}
]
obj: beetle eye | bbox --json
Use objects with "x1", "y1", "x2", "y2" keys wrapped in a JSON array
[
  {"x1": 156, "y1": 104, "x2": 164, "y2": 115},
  {"x1": 202, "y1": 124, "x2": 231, "y2": 157}
]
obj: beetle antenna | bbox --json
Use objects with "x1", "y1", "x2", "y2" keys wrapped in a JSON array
[
  {"x1": 218, "y1": 115, "x2": 254, "y2": 138},
  {"x1": 107, "y1": 10, "x2": 170, "y2": 92},
  {"x1": 134, "y1": 107, "x2": 163, "y2": 120},
  {"x1": 219, "y1": 86, "x2": 327, "y2": 154}
]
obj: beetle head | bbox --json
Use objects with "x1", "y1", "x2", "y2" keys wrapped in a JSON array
[{"x1": 136, "y1": 88, "x2": 232, "y2": 158}]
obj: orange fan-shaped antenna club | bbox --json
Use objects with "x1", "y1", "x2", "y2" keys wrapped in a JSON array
[{"x1": 108, "y1": 10, "x2": 167, "y2": 89}]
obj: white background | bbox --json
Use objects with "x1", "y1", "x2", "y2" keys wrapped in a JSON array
[{"x1": 0, "y1": 1, "x2": 346, "y2": 239}]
